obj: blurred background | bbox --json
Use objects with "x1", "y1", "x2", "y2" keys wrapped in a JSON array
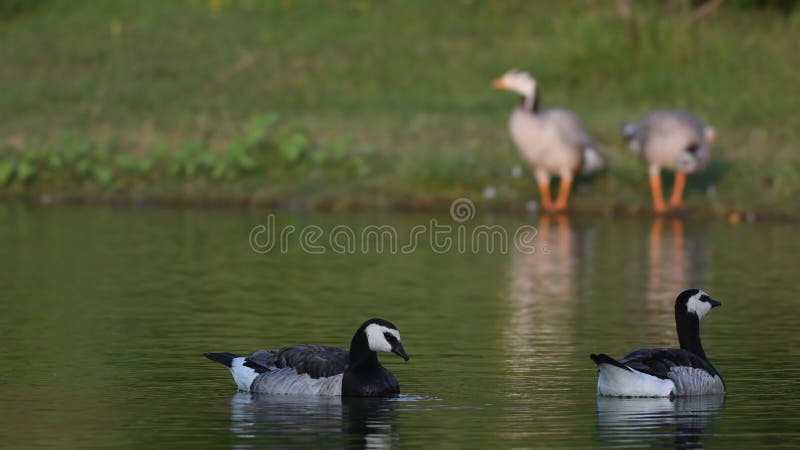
[
  {"x1": 1, "y1": 0, "x2": 798, "y2": 214},
  {"x1": 3, "y1": 2, "x2": 800, "y2": 448}
]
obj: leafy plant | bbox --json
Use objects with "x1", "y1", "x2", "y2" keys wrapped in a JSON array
[
  {"x1": 0, "y1": 159, "x2": 14, "y2": 184},
  {"x1": 0, "y1": 113, "x2": 388, "y2": 197}
]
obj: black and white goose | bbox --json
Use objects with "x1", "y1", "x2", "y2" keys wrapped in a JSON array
[
  {"x1": 590, "y1": 289, "x2": 725, "y2": 397},
  {"x1": 205, "y1": 318, "x2": 409, "y2": 397}
]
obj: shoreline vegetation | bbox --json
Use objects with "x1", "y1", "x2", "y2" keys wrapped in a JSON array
[{"x1": 1, "y1": 1, "x2": 799, "y2": 221}]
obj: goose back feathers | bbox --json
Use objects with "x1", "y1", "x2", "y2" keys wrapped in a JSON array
[{"x1": 623, "y1": 110, "x2": 714, "y2": 173}]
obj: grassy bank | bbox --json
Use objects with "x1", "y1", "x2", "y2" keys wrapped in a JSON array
[{"x1": 1, "y1": 1, "x2": 799, "y2": 215}]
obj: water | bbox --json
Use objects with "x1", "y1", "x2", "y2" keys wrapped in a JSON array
[{"x1": 1, "y1": 204, "x2": 798, "y2": 449}]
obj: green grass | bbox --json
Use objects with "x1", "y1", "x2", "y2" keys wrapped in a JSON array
[{"x1": 1, "y1": 0, "x2": 799, "y2": 214}]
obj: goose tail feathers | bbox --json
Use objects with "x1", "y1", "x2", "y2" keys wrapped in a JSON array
[
  {"x1": 581, "y1": 146, "x2": 605, "y2": 173},
  {"x1": 590, "y1": 353, "x2": 630, "y2": 371},
  {"x1": 590, "y1": 353, "x2": 675, "y2": 397},
  {"x1": 204, "y1": 352, "x2": 240, "y2": 367},
  {"x1": 205, "y1": 352, "x2": 266, "y2": 391}
]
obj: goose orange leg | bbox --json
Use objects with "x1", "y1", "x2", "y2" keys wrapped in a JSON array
[
  {"x1": 553, "y1": 177, "x2": 572, "y2": 212},
  {"x1": 649, "y1": 167, "x2": 667, "y2": 213},
  {"x1": 537, "y1": 180, "x2": 553, "y2": 212},
  {"x1": 535, "y1": 171, "x2": 555, "y2": 212},
  {"x1": 669, "y1": 172, "x2": 687, "y2": 209}
]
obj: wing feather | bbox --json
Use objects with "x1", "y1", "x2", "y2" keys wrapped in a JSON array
[
  {"x1": 540, "y1": 109, "x2": 593, "y2": 149},
  {"x1": 621, "y1": 348, "x2": 719, "y2": 379},
  {"x1": 246, "y1": 345, "x2": 349, "y2": 379}
]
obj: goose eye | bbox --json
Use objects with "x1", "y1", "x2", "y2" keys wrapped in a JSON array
[{"x1": 383, "y1": 332, "x2": 398, "y2": 344}]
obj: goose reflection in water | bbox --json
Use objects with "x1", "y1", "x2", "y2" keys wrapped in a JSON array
[
  {"x1": 596, "y1": 395, "x2": 724, "y2": 449},
  {"x1": 645, "y1": 217, "x2": 710, "y2": 331},
  {"x1": 647, "y1": 217, "x2": 687, "y2": 304},
  {"x1": 505, "y1": 214, "x2": 599, "y2": 401},
  {"x1": 228, "y1": 392, "x2": 399, "y2": 449},
  {"x1": 506, "y1": 214, "x2": 577, "y2": 358}
]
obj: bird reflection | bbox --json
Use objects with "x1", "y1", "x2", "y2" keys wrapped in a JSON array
[
  {"x1": 645, "y1": 217, "x2": 710, "y2": 330},
  {"x1": 647, "y1": 217, "x2": 687, "y2": 305},
  {"x1": 510, "y1": 213, "x2": 576, "y2": 302},
  {"x1": 228, "y1": 392, "x2": 399, "y2": 449},
  {"x1": 505, "y1": 214, "x2": 590, "y2": 399},
  {"x1": 596, "y1": 395, "x2": 724, "y2": 449}
]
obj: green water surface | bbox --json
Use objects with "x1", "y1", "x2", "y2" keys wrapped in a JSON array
[{"x1": 1, "y1": 205, "x2": 798, "y2": 449}]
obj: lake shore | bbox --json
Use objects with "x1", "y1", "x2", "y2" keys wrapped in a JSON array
[{"x1": 4, "y1": 184, "x2": 798, "y2": 223}]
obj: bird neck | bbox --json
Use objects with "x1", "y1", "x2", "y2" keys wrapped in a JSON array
[
  {"x1": 675, "y1": 307, "x2": 707, "y2": 359},
  {"x1": 348, "y1": 329, "x2": 380, "y2": 370},
  {"x1": 521, "y1": 88, "x2": 540, "y2": 113}
]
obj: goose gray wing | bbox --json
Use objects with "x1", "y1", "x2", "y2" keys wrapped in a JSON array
[
  {"x1": 540, "y1": 108, "x2": 593, "y2": 149},
  {"x1": 632, "y1": 110, "x2": 709, "y2": 146},
  {"x1": 252, "y1": 345, "x2": 350, "y2": 379},
  {"x1": 621, "y1": 348, "x2": 720, "y2": 379},
  {"x1": 665, "y1": 110, "x2": 708, "y2": 137}
]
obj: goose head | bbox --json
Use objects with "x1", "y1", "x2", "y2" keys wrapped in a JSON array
[
  {"x1": 492, "y1": 69, "x2": 537, "y2": 99},
  {"x1": 675, "y1": 288, "x2": 721, "y2": 321},
  {"x1": 361, "y1": 318, "x2": 409, "y2": 361}
]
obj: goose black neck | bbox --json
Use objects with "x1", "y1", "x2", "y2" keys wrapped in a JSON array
[
  {"x1": 675, "y1": 305, "x2": 706, "y2": 359},
  {"x1": 520, "y1": 92, "x2": 540, "y2": 114},
  {"x1": 348, "y1": 327, "x2": 380, "y2": 370}
]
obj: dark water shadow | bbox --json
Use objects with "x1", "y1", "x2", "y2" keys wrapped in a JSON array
[
  {"x1": 228, "y1": 392, "x2": 399, "y2": 449},
  {"x1": 596, "y1": 395, "x2": 725, "y2": 449}
]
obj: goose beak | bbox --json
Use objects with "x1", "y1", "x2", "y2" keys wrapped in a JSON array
[
  {"x1": 391, "y1": 342, "x2": 409, "y2": 361},
  {"x1": 492, "y1": 78, "x2": 505, "y2": 89},
  {"x1": 708, "y1": 298, "x2": 721, "y2": 308},
  {"x1": 705, "y1": 127, "x2": 717, "y2": 143}
]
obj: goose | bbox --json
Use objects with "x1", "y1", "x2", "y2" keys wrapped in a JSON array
[
  {"x1": 493, "y1": 69, "x2": 604, "y2": 212},
  {"x1": 205, "y1": 318, "x2": 409, "y2": 397},
  {"x1": 622, "y1": 110, "x2": 716, "y2": 213},
  {"x1": 590, "y1": 289, "x2": 725, "y2": 397}
]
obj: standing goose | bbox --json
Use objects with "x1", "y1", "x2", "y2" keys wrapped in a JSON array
[
  {"x1": 493, "y1": 69, "x2": 604, "y2": 212},
  {"x1": 623, "y1": 110, "x2": 716, "y2": 213},
  {"x1": 205, "y1": 318, "x2": 409, "y2": 397},
  {"x1": 590, "y1": 289, "x2": 725, "y2": 397}
]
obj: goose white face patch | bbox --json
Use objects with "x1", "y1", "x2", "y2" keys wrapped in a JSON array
[
  {"x1": 686, "y1": 290, "x2": 712, "y2": 319},
  {"x1": 365, "y1": 324, "x2": 400, "y2": 353},
  {"x1": 499, "y1": 70, "x2": 537, "y2": 98}
]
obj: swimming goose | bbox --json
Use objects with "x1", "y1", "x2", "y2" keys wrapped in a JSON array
[
  {"x1": 493, "y1": 69, "x2": 604, "y2": 212},
  {"x1": 590, "y1": 289, "x2": 725, "y2": 397},
  {"x1": 623, "y1": 110, "x2": 716, "y2": 213},
  {"x1": 205, "y1": 318, "x2": 409, "y2": 396}
]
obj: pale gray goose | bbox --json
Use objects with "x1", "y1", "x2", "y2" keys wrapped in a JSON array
[
  {"x1": 590, "y1": 289, "x2": 725, "y2": 397},
  {"x1": 623, "y1": 110, "x2": 716, "y2": 213},
  {"x1": 205, "y1": 318, "x2": 409, "y2": 397},
  {"x1": 493, "y1": 69, "x2": 604, "y2": 212}
]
